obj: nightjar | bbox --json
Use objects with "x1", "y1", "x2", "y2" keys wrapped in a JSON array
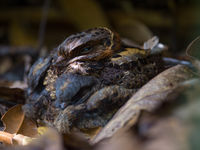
[{"x1": 24, "y1": 27, "x2": 164, "y2": 133}]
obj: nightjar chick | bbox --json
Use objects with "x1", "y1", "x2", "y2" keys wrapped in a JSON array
[{"x1": 24, "y1": 27, "x2": 164, "y2": 133}]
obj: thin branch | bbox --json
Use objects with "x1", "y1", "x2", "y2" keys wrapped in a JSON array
[{"x1": 37, "y1": 0, "x2": 51, "y2": 51}]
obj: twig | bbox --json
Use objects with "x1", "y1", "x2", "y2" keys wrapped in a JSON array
[{"x1": 37, "y1": 0, "x2": 51, "y2": 51}]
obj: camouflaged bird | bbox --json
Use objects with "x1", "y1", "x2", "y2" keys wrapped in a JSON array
[{"x1": 24, "y1": 27, "x2": 164, "y2": 133}]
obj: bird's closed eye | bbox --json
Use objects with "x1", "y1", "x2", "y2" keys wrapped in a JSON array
[{"x1": 81, "y1": 46, "x2": 93, "y2": 54}]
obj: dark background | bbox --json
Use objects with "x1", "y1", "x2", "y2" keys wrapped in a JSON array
[{"x1": 0, "y1": 0, "x2": 199, "y2": 54}]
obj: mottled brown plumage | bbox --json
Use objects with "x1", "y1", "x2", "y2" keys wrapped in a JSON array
[{"x1": 24, "y1": 27, "x2": 164, "y2": 133}]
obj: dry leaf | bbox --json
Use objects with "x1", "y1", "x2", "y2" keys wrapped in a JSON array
[
  {"x1": 186, "y1": 36, "x2": 200, "y2": 60},
  {"x1": 1, "y1": 104, "x2": 25, "y2": 134},
  {"x1": 92, "y1": 65, "x2": 194, "y2": 143},
  {"x1": 143, "y1": 36, "x2": 159, "y2": 50},
  {"x1": 1, "y1": 104, "x2": 38, "y2": 137},
  {"x1": 17, "y1": 117, "x2": 38, "y2": 138},
  {"x1": 186, "y1": 36, "x2": 200, "y2": 73}
]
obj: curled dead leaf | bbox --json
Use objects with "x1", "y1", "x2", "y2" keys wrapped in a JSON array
[
  {"x1": 17, "y1": 117, "x2": 38, "y2": 138},
  {"x1": 1, "y1": 104, "x2": 38, "y2": 138},
  {"x1": 1, "y1": 104, "x2": 25, "y2": 134},
  {"x1": 186, "y1": 36, "x2": 200, "y2": 74},
  {"x1": 186, "y1": 36, "x2": 200, "y2": 60}
]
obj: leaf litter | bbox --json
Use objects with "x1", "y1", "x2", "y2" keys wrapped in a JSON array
[{"x1": 0, "y1": 15, "x2": 199, "y2": 150}]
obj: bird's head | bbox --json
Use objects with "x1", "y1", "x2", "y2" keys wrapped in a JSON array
[{"x1": 53, "y1": 27, "x2": 121, "y2": 66}]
